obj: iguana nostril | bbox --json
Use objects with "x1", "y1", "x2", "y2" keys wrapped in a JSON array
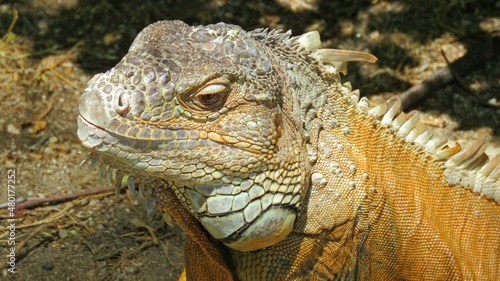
[{"x1": 113, "y1": 88, "x2": 130, "y2": 115}]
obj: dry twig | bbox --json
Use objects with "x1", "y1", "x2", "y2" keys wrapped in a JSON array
[
  {"x1": 400, "y1": 33, "x2": 500, "y2": 109},
  {"x1": 6, "y1": 187, "x2": 118, "y2": 214}
]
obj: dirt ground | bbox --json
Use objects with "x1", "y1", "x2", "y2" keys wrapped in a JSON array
[{"x1": 0, "y1": 0, "x2": 499, "y2": 280}]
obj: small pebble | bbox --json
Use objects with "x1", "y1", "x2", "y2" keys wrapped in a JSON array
[
  {"x1": 7, "y1": 124, "x2": 20, "y2": 135},
  {"x1": 41, "y1": 261, "x2": 54, "y2": 271}
]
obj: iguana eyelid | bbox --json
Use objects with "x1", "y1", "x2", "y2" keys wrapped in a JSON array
[
  {"x1": 195, "y1": 83, "x2": 228, "y2": 97},
  {"x1": 191, "y1": 76, "x2": 231, "y2": 98}
]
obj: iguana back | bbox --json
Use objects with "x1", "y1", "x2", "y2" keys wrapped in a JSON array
[{"x1": 77, "y1": 21, "x2": 500, "y2": 280}]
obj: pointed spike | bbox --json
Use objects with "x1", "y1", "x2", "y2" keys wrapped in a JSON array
[
  {"x1": 466, "y1": 153, "x2": 489, "y2": 170},
  {"x1": 146, "y1": 197, "x2": 156, "y2": 219},
  {"x1": 391, "y1": 112, "x2": 408, "y2": 131},
  {"x1": 139, "y1": 184, "x2": 146, "y2": 199},
  {"x1": 343, "y1": 82, "x2": 352, "y2": 91},
  {"x1": 267, "y1": 29, "x2": 277, "y2": 35},
  {"x1": 114, "y1": 172, "x2": 124, "y2": 196},
  {"x1": 450, "y1": 136, "x2": 487, "y2": 167},
  {"x1": 107, "y1": 167, "x2": 114, "y2": 183},
  {"x1": 350, "y1": 89, "x2": 360, "y2": 104},
  {"x1": 87, "y1": 159, "x2": 99, "y2": 171},
  {"x1": 463, "y1": 143, "x2": 489, "y2": 169},
  {"x1": 284, "y1": 37, "x2": 296, "y2": 47},
  {"x1": 398, "y1": 111, "x2": 419, "y2": 137},
  {"x1": 406, "y1": 123, "x2": 427, "y2": 143},
  {"x1": 381, "y1": 96, "x2": 401, "y2": 126},
  {"x1": 479, "y1": 154, "x2": 500, "y2": 177},
  {"x1": 127, "y1": 177, "x2": 138, "y2": 198},
  {"x1": 357, "y1": 97, "x2": 370, "y2": 112},
  {"x1": 368, "y1": 102, "x2": 388, "y2": 119},
  {"x1": 80, "y1": 155, "x2": 93, "y2": 166},
  {"x1": 313, "y1": 49, "x2": 377, "y2": 63},
  {"x1": 437, "y1": 142, "x2": 462, "y2": 160},
  {"x1": 296, "y1": 31, "x2": 322, "y2": 51},
  {"x1": 415, "y1": 129, "x2": 434, "y2": 146},
  {"x1": 425, "y1": 136, "x2": 447, "y2": 152},
  {"x1": 490, "y1": 164, "x2": 500, "y2": 181},
  {"x1": 98, "y1": 164, "x2": 109, "y2": 179}
]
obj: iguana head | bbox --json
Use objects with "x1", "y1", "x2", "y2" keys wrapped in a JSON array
[{"x1": 77, "y1": 20, "x2": 312, "y2": 251}]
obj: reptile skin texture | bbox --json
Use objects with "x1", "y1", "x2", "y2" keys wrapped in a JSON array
[{"x1": 77, "y1": 21, "x2": 500, "y2": 280}]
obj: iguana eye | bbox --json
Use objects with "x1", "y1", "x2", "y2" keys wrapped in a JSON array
[
  {"x1": 197, "y1": 84, "x2": 226, "y2": 105},
  {"x1": 191, "y1": 79, "x2": 229, "y2": 110},
  {"x1": 199, "y1": 93, "x2": 218, "y2": 104}
]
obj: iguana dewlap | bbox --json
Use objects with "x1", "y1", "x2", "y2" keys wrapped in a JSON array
[{"x1": 77, "y1": 20, "x2": 500, "y2": 280}]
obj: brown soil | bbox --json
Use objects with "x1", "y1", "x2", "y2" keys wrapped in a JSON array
[{"x1": 0, "y1": 0, "x2": 499, "y2": 280}]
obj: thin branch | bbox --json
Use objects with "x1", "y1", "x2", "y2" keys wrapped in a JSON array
[
  {"x1": 3, "y1": 187, "x2": 118, "y2": 215},
  {"x1": 400, "y1": 33, "x2": 500, "y2": 110}
]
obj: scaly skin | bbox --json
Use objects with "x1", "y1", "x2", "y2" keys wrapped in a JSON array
[{"x1": 77, "y1": 21, "x2": 500, "y2": 280}]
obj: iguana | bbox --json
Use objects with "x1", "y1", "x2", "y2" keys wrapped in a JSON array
[{"x1": 77, "y1": 20, "x2": 500, "y2": 280}]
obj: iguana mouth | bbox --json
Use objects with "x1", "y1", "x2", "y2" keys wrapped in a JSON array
[{"x1": 78, "y1": 114, "x2": 105, "y2": 132}]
